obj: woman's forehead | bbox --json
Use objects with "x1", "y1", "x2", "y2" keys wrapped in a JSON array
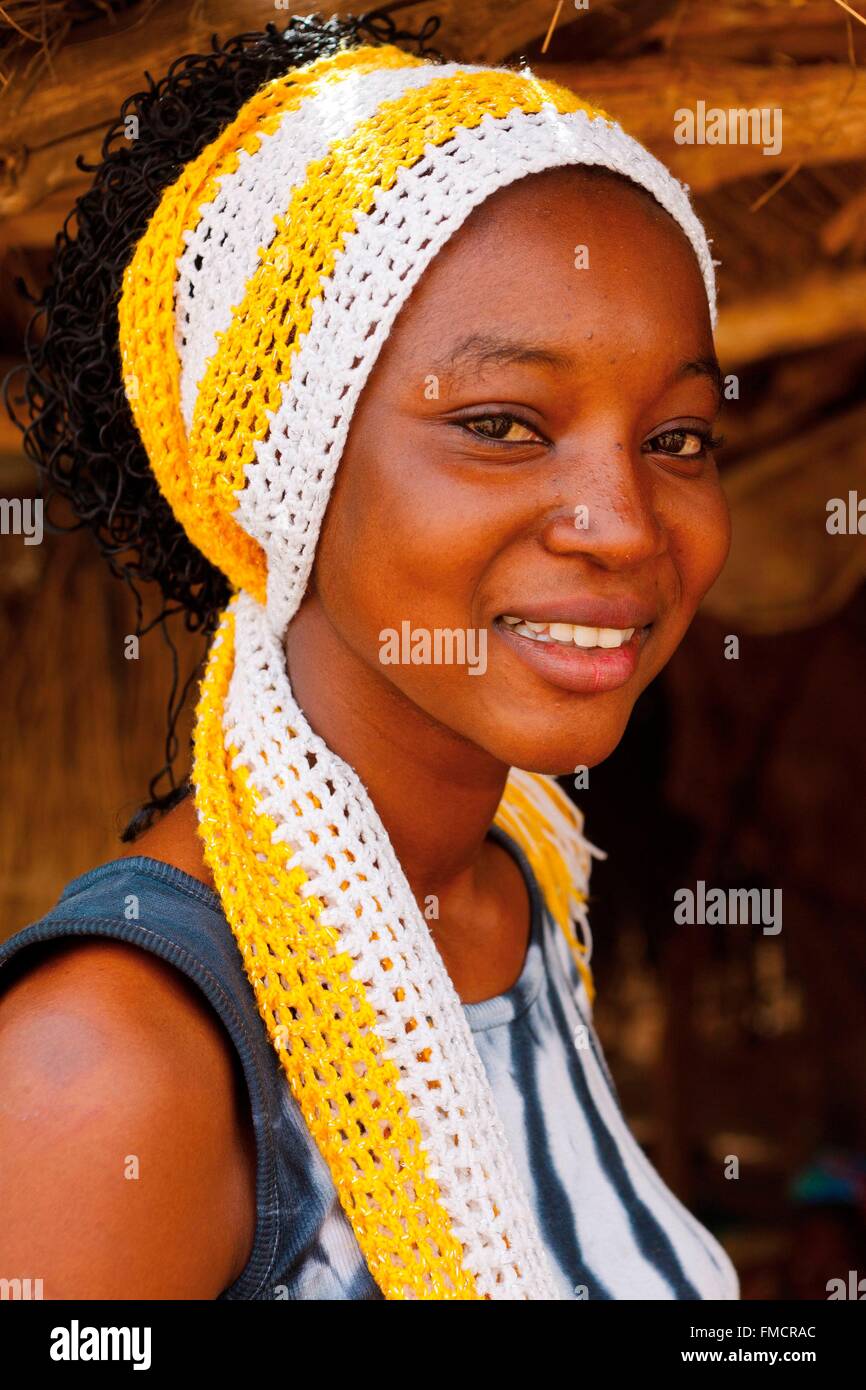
[{"x1": 377, "y1": 170, "x2": 714, "y2": 369}]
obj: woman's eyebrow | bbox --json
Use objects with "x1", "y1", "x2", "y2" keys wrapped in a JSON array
[
  {"x1": 431, "y1": 336, "x2": 724, "y2": 404},
  {"x1": 679, "y1": 355, "x2": 723, "y2": 406},
  {"x1": 430, "y1": 332, "x2": 576, "y2": 379}
]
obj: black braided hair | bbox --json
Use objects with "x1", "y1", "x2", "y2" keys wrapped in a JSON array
[{"x1": 2, "y1": 8, "x2": 446, "y2": 840}]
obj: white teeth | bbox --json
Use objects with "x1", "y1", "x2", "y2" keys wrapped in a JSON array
[
  {"x1": 500, "y1": 617, "x2": 638, "y2": 648},
  {"x1": 515, "y1": 625, "x2": 550, "y2": 641}
]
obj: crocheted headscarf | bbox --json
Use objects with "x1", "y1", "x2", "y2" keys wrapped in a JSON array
[{"x1": 118, "y1": 41, "x2": 717, "y2": 1300}]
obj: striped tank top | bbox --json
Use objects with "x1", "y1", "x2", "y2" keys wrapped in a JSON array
[{"x1": 0, "y1": 823, "x2": 739, "y2": 1301}]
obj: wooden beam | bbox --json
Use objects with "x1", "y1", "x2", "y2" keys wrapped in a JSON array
[
  {"x1": 0, "y1": 187, "x2": 86, "y2": 252},
  {"x1": 646, "y1": 0, "x2": 863, "y2": 63},
  {"x1": 0, "y1": 0, "x2": 555, "y2": 147},
  {"x1": 3, "y1": 4, "x2": 865, "y2": 211},
  {"x1": 821, "y1": 187, "x2": 866, "y2": 255},
  {"x1": 0, "y1": 0, "x2": 559, "y2": 217},
  {"x1": 6, "y1": 44, "x2": 866, "y2": 219},
  {"x1": 539, "y1": 57, "x2": 866, "y2": 191},
  {"x1": 715, "y1": 267, "x2": 866, "y2": 366}
]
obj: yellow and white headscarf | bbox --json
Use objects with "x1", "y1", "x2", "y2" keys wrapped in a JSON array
[{"x1": 118, "y1": 40, "x2": 716, "y2": 1299}]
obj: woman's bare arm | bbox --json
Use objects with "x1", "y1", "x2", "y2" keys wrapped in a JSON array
[{"x1": 0, "y1": 937, "x2": 256, "y2": 1299}]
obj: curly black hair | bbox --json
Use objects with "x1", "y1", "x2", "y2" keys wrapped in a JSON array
[{"x1": 3, "y1": 7, "x2": 446, "y2": 839}]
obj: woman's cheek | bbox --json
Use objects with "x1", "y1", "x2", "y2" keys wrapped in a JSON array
[
  {"x1": 669, "y1": 481, "x2": 731, "y2": 609},
  {"x1": 693, "y1": 483, "x2": 732, "y2": 596},
  {"x1": 323, "y1": 465, "x2": 475, "y2": 654},
  {"x1": 367, "y1": 473, "x2": 492, "y2": 609}
]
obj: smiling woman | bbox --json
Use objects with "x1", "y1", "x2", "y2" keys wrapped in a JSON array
[
  {"x1": 316, "y1": 162, "x2": 729, "y2": 736},
  {"x1": 0, "y1": 12, "x2": 737, "y2": 1301}
]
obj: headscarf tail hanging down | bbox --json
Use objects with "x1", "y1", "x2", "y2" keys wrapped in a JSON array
[{"x1": 118, "y1": 42, "x2": 717, "y2": 1299}]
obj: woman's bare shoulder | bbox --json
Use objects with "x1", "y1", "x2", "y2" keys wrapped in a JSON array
[
  {"x1": 0, "y1": 889, "x2": 255, "y2": 1296},
  {"x1": 120, "y1": 793, "x2": 216, "y2": 892}
]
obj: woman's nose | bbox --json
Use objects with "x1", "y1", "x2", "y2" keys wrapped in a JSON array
[{"x1": 539, "y1": 451, "x2": 667, "y2": 571}]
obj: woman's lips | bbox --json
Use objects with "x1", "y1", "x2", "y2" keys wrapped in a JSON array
[{"x1": 493, "y1": 618, "x2": 649, "y2": 693}]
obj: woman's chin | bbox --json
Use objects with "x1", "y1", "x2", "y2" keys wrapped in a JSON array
[{"x1": 482, "y1": 712, "x2": 633, "y2": 779}]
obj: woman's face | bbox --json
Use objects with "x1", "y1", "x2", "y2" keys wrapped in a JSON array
[{"x1": 307, "y1": 166, "x2": 730, "y2": 774}]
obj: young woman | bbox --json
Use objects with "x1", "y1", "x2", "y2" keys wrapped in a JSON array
[{"x1": 0, "y1": 14, "x2": 736, "y2": 1300}]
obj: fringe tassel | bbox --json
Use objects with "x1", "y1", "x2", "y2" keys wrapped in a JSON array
[{"x1": 495, "y1": 769, "x2": 606, "y2": 1006}]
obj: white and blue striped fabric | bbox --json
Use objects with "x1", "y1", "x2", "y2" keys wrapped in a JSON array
[{"x1": 463, "y1": 825, "x2": 740, "y2": 1301}]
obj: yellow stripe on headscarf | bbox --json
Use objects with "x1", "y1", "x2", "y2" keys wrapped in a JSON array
[
  {"x1": 117, "y1": 44, "x2": 426, "y2": 601},
  {"x1": 193, "y1": 602, "x2": 480, "y2": 1299}
]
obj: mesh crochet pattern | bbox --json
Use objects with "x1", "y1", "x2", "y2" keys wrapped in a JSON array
[
  {"x1": 117, "y1": 39, "x2": 716, "y2": 1297},
  {"x1": 195, "y1": 592, "x2": 602, "y2": 1298}
]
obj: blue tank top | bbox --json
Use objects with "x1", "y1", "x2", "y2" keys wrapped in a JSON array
[{"x1": 0, "y1": 824, "x2": 739, "y2": 1301}]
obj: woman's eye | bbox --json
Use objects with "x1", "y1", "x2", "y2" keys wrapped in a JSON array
[
  {"x1": 648, "y1": 428, "x2": 720, "y2": 458},
  {"x1": 462, "y1": 414, "x2": 543, "y2": 444}
]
